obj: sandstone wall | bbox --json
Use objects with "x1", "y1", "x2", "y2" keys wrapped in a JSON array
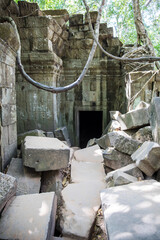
[{"x1": 0, "y1": 37, "x2": 17, "y2": 170}]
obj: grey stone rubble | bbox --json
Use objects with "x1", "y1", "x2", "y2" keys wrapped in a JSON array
[
  {"x1": 113, "y1": 171, "x2": 138, "y2": 186},
  {"x1": 0, "y1": 192, "x2": 57, "y2": 240},
  {"x1": 22, "y1": 136, "x2": 70, "y2": 171},
  {"x1": 101, "y1": 180, "x2": 160, "y2": 240},
  {"x1": 7, "y1": 158, "x2": 41, "y2": 195},
  {"x1": 60, "y1": 145, "x2": 106, "y2": 239},
  {"x1": 131, "y1": 141, "x2": 160, "y2": 176},
  {"x1": 0, "y1": 172, "x2": 17, "y2": 213},
  {"x1": 132, "y1": 126, "x2": 153, "y2": 142},
  {"x1": 54, "y1": 126, "x2": 71, "y2": 147},
  {"x1": 17, "y1": 129, "x2": 46, "y2": 147},
  {"x1": 149, "y1": 97, "x2": 160, "y2": 144}
]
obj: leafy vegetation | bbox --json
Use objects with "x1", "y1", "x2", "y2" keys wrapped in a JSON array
[{"x1": 14, "y1": 0, "x2": 160, "y2": 55}]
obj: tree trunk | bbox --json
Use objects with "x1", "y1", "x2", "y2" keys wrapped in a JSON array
[{"x1": 132, "y1": 0, "x2": 160, "y2": 68}]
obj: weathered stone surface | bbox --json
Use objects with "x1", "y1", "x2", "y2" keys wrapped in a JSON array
[
  {"x1": 149, "y1": 97, "x2": 160, "y2": 144},
  {"x1": 102, "y1": 120, "x2": 121, "y2": 135},
  {"x1": 43, "y1": 9, "x2": 69, "y2": 22},
  {"x1": 54, "y1": 126, "x2": 71, "y2": 147},
  {"x1": 0, "y1": 22, "x2": 19, "y2": 51},
  {"x1": 18, "y1": 1, "x2": 42, "y2": 16},
  {"x1": 116, "y1": 107, "x2": 150, "y2": 130},
  {"x1": 60, "y1": 181, "x2": 105, "y2": 239},
  {"x1": 133, "y1": 126, "x2": 153, "y2": 142},
  {"x1": 97, "y1": 131, "x2": 130, "y2": 149},
  {"x1": 45, "y1": 132, "x2": 54, "y2": 138},
  {"x1": 22, "y1": 136, "x2": 70, "y2": 171},
  {"x1": 103, "y1": 147, "x2": 133, "y2": 170},
  {"x1": 7, "y1": 158, "x2": 41, "y2": 195},
  {"x1": 69, "y1": 14, "x2": 83, "y2": 26},
  {"x1": 106, "y1": 163, "x2": 144, "y2": 183},
  {"x1": 85, "y1": 11, "x2": 98, "y2": 24},
  {"x1": 113, "y1": 171, "x2": 138, "y2": 186},
  {"x1": 0, "y1": 172, "x2": 17, "y2": 213},
  {"x1": 131, "y1": 141, "x2": 160, "y2": 176},
  {"x1": 114, "y1": 134, "x2": 142, "y2": 155},
  {"x1": 86, "y1": 138, "x2": 97, "y2": 147},
  {"x1": 0, "y1": 192, "x2": 57, "y2": 240},
  {"x1": 71, "y1": 159, "x2": 105, "y2": 183},
  {"x1": 17, "y1": 129, "x2": 46, "y2": 147},
  {"x1": 135, "y1": 101, "x2": 150, "y2": 110},
  {"x1": 74, "y1": 144, "x2": 103, "y2": 163},
  {"x1": 40, "y1": 170, "x2": 63, "y2": 198},
  {"x1": 101, "y1": 180, "x2": 160, "y2": 240}
]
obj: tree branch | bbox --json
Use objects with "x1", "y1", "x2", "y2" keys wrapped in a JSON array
[{"x1": 0, "y1": 0, "x2": 105, "y2": 93}]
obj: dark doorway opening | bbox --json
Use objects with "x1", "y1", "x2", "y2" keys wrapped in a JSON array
[{"x1": 79, "y1": 111, "x2": 103, "y2": 148}]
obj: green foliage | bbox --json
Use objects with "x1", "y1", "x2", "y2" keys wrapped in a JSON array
[{"x1": 13, "y1": 0, "x2": 160, "y2": 55}]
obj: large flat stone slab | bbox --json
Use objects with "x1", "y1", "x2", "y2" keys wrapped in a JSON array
[
  {"x1": 22, "y1": 136, "x2": 70, "y2": 171},
  {"x1": 7, "y1": 158, "x2": 41, "y2": 195},
  {"x1": 0, "y1": 192, "x2": 57, "y2": 240},
  {"x1": 131, "y1": 141, "x2": 160, "y2": 176},
  {"x1": 101, "y1": 180, "x2": 160, "y2": 240},
  {"x1": 60, "y1": 181, "x2": 106, "y2": 239},
  {"x1": 74, "y1": 144, "x2": 103, "y2": 163},
  {"x1": 71, "y1": 160, "x2": 106, "y2": 183},
  {"x1": 0, "y1": 172, "x2": 17, "y2": 213}
]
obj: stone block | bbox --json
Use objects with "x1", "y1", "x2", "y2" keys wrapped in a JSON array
[
  {"x1": 96, "y1": 131, "x2": 129, "y2": 149},
  {"x1": 79, "y1": 24, "x2": 90, "y2": 31},
  {"x1": 0, "y1": 22, "x2": 19, "y2": 51},
  {"x1": 71, "y1": 159, "x2": 105, "y2": 183},
  {"x1": 8, "y1": 123, "x2": 17, "y2": 145},
  {"x1": 149, "y1": 97, "x2": 160, "y2": 144},
  {"x1": 101, "y1": 180, "x2": 160, "y2": 240},
  {"x1": 106, "y1": 163, "x2": 144, "y2": 183},
  {"x1": 0, "y1": 192, "x2": 57, "y2": 240},
  {"x1": 103, "y1": 147, "x2": 133, "y2": 170},
  {"x1": 60, "y1": 181, "x2": 105, "y2": 239},
  {"x1": 22, "y1": 136, "x2": 70, "y2": 171},
  {"x1": 52, "y1": 16, "x2": 66, "y2": 28},
  {"x1": 32, "y1": 38, "x2": 53, "y2": 52},
  {"x1": 114, "y1": 134, "x2": 142, "y2": 155},
  {"x1": 45, "y1": 132, "x2": 54, "y2": 138},
  {"x1": 131, "y1": 141, "x2": 160, "y2": 176},
  {"x1": 2, "y1": 141, "x2": 17, "y2": 170},
  {"x1": 100, "y1": 23, "x2": 108, "y2": 32},
  {"x1": 70, "y1": 31, "x2": 84, "y2": 39},
  {"x1": 102, "y1": 120, "x2": 121, "y2": 135},
  {"x1": 106, "y1": 37, "x2": 123, "y2": 47},
  {"x1": 18, "y1": 1, "x2": 42, "y2": 16},
  {"x1": 54, "y1": 126, "x2": 71, "y2": 147},
  {"x1": 113, "y1": 171, "x2": 138, "y2": 186},
  {"x1": 74, "y1": 144, "x2": 103, "y2": 163},
  {"x1": 133, "y1": 126, "x2": 153, "y2": 142},
  {"x1": 69, "y1": 14, "x2": 83, "y2": 26},
  {"x1": 40, "y1": 170, "x2": 63, "y2": 198},
  {"x1": 0, "y1": 172, "x2": 17, "y2": 213},
  {"x1": 43, "y1": 9, "x2": 69, "y2": 22},
  {"x1": 116, "y1": 107, "x2": 150, "y2": 130},
  {"x1": 85, "y1": 11, "x2": 98, "y2": 24},
  {"x1": 17, "y1": 129, "x2": 45, "y2": 147},
  {"x1": 1, "y1": 88, "x2": 16, "y2": 105},
  {"x1": 7, "y1": 158, "x2": 41, "y2": 195}
]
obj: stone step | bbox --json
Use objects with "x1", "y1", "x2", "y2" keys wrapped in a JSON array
[
  {"x1": 7, "y1": 158, "x2": 41, "y2": 195},
  {"x1": 0, "y1": 192, "x2": 57, "y2": 240},
  {"x1": 0, "y1": 172, "x2": 17, "y2": 214},
  {"x1": 101, "y1": 180, "x2": 160, "y2": 240}
]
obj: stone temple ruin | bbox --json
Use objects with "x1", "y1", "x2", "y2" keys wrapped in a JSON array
[{"x1": 1, "y1": 1, "x2": 160, "y2": 240}]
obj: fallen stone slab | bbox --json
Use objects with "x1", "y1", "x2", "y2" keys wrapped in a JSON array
[
  {"x1": 131, "y1": 141, "x2": 160, "y2": 176},
  {"x1": 149, "y1": 97, "x2": 160, "y2": 144},
  {"x1": 106, "y1": 163, "x2": 144, "y2": 183},
  {"x1": 0, "y1": 172, "x2": 17, "y2": 213},
  {"x1": 60, "y1": 181, "x2": 105, "y2": 239},
  {"x1": 71, "y1": 160, "x2": 105, "y2": 183},
  {"x1": 22, "y1": 136, "x2": 70, "y2": 171},
  {"x1": 114, "y1": 134, "x2": 142, "y2": 155},
  {"x1": 96, "y1": 131, "x2": 129, "y2": 149},
  {"x1": 135, "y1": 101, "x2": 150, "y2": 110},
  {"x1": 17, "y1": 129, "x2": 45, "y2": 147},
  {"x1": 113, "y1": 171, "x2": 138, "y2": 186},
  {"x1": 101, "y1": 180, "x2": 160, "y2": 240},
  {"x1": 117, "y1": 107, "x2": 150, "y2": 130},
  {"x1": 0, "y1": 192, "x2": 57, "y2": 240},
  {"x1": 7, "y1": 158, "x2": 41, "y2": 195},
  {"x1": 103, "y1": 147, "x2": 133, "y2": 170},
  {"x1": 74, "y1": 144, "x2": 103, "y2": 163},
  {"x1": 132, "y1": 126, "x2": 153, "y2": 142},
  {"x1": 102, "y1": 120, "x2": 121, "y2": 135}
]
